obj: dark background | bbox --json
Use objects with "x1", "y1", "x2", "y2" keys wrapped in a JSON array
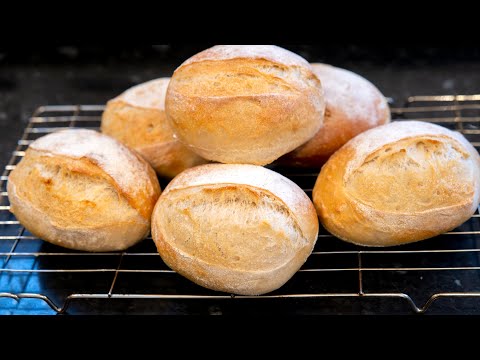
[
  {"x1": 1, "y1": 45, "x2": 480, "y2": 315},
  {"x1": 1, "y1": 44, "x2": 480, "y2": 171}
]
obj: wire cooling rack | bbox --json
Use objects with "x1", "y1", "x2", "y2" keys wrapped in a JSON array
[{"x1": 2, "y1": 96, "x2": 480, "y2": 315}]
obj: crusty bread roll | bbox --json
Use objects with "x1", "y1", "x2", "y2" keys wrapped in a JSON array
[
  {"x1": 152, "y1": 164, "x2": 319, "y2": 295},
  {"x1": 313, "y1": 121, "x2": 480, "y2": 247},
  {"x1": 7, "y1": 129, "x2": 161, "y2": 252},
  {"x1": 101, "y1": 78, "x2": 207, "y2": 178},
  {"x1": 165, "y1": 45, "x2": 325, "y2": 165},
  {"x1": 280, "y1": 63, "x2": 390, "y2": 167}
]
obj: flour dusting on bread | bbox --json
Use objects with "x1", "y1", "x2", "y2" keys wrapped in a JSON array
[
  {"x1": 181, "y1": 45, "x2": 312, "y2": 69},
  {"x1": 312, "y1": 63, "x2": 388, "y2": 124},
  {"x1": 343, "y1": 121, "x2": 476, "y2": 180},
  {"x1": 31, "y1": 129, "x2": 157, "y2": 198},
  {"x1": 115, "y1": 78, "x2": 169, "y2": 110}
]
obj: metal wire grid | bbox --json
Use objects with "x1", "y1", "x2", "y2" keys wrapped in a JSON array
[{"x1": 2, "y1": 97, "x2": 480, "y2": 314}]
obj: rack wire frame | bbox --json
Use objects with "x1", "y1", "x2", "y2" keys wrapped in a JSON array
[{"x1": 2, "y1": 96, "x2": 480, "y2": 314}]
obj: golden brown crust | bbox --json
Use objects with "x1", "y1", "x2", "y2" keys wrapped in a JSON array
[
  {"x1": 313, "y1": 121, "x2": 480, "y2": 246},
  {"x1": 161, "y1": 163, "x2": 318, "y2": 240},
  {"x1": 101, "y1": 78, "x2": 207, "y2": 178},
  {"x1": 280, "y1": 63, "x2": 390, "y2": 167},
  {"x1": 125, "y1": 149, "x2": 162, "y2": 220},
  {"x1": 8, "y1": 130, "x2": 161, "y2": 252},
  {"x1": 136, "y1": 140, "x2": 206, "y2": 179},
  {"x1": 165, "y1": 46, "x2": 325, "y2": 165},
  {"x1": 8, "y1": 179, "x2": 149, "y2": 252},
  {"x1": 29, "y1": 129, "x2": 161, "y2": 220},
  {"x1": 152, "y1": 164, "x2": 319, "y2": 295},
  {"x1": 102, "y1": 100, "x2": 173, "y2": 148}
]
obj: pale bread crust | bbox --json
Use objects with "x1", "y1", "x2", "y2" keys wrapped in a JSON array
[
  {"x1": 152, "y1": 164, "x2": 319, "y2": 295},
  {"x1": 165, "y1": 45, "x2": 325, "y2": 165},
  {"x1": 313, "y1": 121, "x2": 480, "y2": 246},
  {"x1": 8, "y1": 129, "x2": 161, "y2": 252},
  {"x1": 280, "y1": 63, "x2": 390, "y2": 167},
  {"x1": 101, "y1": 78, "x2": 207, "y2": 178}
]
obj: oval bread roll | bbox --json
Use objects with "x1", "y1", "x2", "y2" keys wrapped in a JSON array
[
  {"x1": 7, "y1": 129, "x2": 161, "y2": 252},
  {"x1": 101, "y1": 78, "x2": 207, "y2": 178},
  {"x1": 313, "y1": 121, "x2": 480, "y2": 247},
  {"x1": 281, "y1": 63, "x2": 390, "y2": 167},
  {"x1": 165, "y1": 45, "x2": 325, "y2": 165},
  {"x1": 152, "y1": 164, "x2": 319, "y2": 295}
]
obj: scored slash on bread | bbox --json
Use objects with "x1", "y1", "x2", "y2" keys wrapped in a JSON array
[
  {"x1": 165, "y1": 45, "x2": 325, "y2": 165},
  {"x1": 8, "y1": 129, "x2": 161, "y2": 252},
  {"x1": 151, "y1": 163, "x2": 319, "y2": 295},
  {"x1": 313, "y1": 121, "x2": 480, "y2": 247}
]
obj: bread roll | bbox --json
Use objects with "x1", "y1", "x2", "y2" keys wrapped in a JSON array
[
  {"x1": 313, "y1": 121, "x2": 480, "y2": 247},
  {"x1": 165, "y1": 45, "x2": 325, "y2": 165},
  {"x1": 7, "y1": 129, "x2": 161, "y2": 252},
  {"x1": 152, "y1": 164, "x2": 319, "y2": 295},
  {"x1": 101, "y1": 78, "x2": 207, "y2": 178},
  {"x1": 280, "y1": 63, "x2": 390, "y2": 167}
]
